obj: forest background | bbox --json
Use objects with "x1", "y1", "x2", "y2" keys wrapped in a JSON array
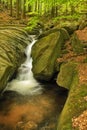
[{"x1": 0, "y1": 0, "x2": 87, "y2": 30}]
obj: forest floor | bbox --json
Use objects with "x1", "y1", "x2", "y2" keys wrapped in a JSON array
[{"x1": 0, "y1": 4, "x2": 28, "y2": 26}]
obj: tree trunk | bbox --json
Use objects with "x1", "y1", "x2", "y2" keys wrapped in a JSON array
[
  {"x1": 51, "y1": 6, "x2": 55, "y2": 17},
  {"x1": 28, "y1": 4, "x2": 32, "y2": 12},
  {"x1": 6, "y1": 0, "x2": 9, "y2": 9},
  {"x1": 21, "y1": 0, "x2": 26, "y2": 19},
  {"x1": 51, "y1": 0, "x2": 56, "y2": 17},
  {"x1": 10, "y1": 0, "x2": 12, "y2": 16},
  {"x1": 35, "y1": 1, "x2": 37, "y2": 12},
  {"x1": 55, "y1": 6, "x2": 58, "y2": 17},
  {"x1": 16, "y1": 0, "x2": 20, "y2": 19}
]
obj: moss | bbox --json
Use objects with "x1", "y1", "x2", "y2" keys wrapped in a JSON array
[
  {"x1": 0, "y1": 65, "x2": 15, "y2": 91},
  {"x1": 71, "y1": 33, "x2": 84, "y2": 54},
  {"x1": 32, "y1": 32, "x2": 60, "y2": 77},
  {"x1": 59, "y1": 28, "x2": 70, "y2": 41},
  {"x1": 32, "y1": 28, "x2": 70, "y2": 81},
  {"x1": 57, "y1": 83, "x2": 87, "y2": 130},
  {"x1": 0, "y1": 28, "x2": 28, "y2": 92},
  {"x1": 59, "y1": 21, "x2": 79, "y2": 35},
  {"x1": 32, "y1": 30, "x2": 68, "y2": 80},
  {"x1": 56, "y1": 62, "x2": 77, "y2": 90},
  {"x1": 57, "y1": 63, "x2": 87, "y2": 130}
]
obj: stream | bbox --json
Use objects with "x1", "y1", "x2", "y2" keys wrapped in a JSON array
[
  {"x1": 0, "y1": 35, "x2": 68, "y2": 130},
  {"x1": 2, "y1": 36, "x2": 43, "y2": 96}
]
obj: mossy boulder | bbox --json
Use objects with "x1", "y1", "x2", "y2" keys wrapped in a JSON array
[
  {"x1": 0, "y1": 27, "x2": 29, "y2": 92},
  {"x1": 56, "y1": 62, "x2": 87, "y2": 130},
  {"x1": 71, "y1": 33, "x2": 85, "y2": 54},
  {"x1": 59, "y1": 21, "x2": 79, "y2": 35},
  {"x1": 56, "y1": 62, "x2": 77, "y2": 90},
  {"x1": 79, "y1": 20, "x2": 87, "y2": 30},
  {"x1": 31, "y1": 28, "x2": 69, "y2": 80}
]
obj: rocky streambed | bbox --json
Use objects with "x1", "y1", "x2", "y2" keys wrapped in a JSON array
[{"x1": 0, "y1": 25, "x2": 87, "y2": 130}]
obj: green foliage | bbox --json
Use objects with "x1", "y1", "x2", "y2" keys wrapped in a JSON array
[
  {"x1": 26, "y1": 0, "x2": 37, "y2": 6},
  {"x1": 1, "y1": 0, "x2": 86, "y2": 26},
  {"x1": 53, "y1": 14, "x2": 80, "y2": 22},
  {"x1": 26, "y1": 16, "x2": 39, "y2": 31}
]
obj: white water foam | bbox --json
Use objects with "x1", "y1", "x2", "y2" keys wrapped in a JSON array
[{"x1": 3, "y1": 36, "x2": 43, "y2": 95}]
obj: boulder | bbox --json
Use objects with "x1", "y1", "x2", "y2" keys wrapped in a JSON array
[
  {"x1": 0, "y1": 27, "x2": 29, "y2": 92},
  {"x1": 59, "y1": 21, "x2": 79, "y2": 35},
  {"x1": 56, "y1": 62, "x2": 77, "y2": 90},
  {"x1": 56, "y1": 62, "x2": 87, "y2": 130},
  {"x1": 56, "y1": 27, "x2": 87, "y2": 130},
  {"x1": 71, "y1": 33, "x2": 85, "y2": 54},
  {"x1": 31, "y1": 28, "x2": 69, "y2": 81}
]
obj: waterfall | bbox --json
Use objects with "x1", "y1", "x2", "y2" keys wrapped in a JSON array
[{"x1": 3, "y1": 36, "x2": 43, "y2": 96}]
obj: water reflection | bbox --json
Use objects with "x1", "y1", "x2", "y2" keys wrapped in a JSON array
[{"x1": 0, "y1": 83, "x2": 68, "y2": 130}]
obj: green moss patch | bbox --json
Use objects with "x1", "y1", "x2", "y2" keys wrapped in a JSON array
[{"x1": 56, "y1": 62, "x2": 77, "y2": 90}]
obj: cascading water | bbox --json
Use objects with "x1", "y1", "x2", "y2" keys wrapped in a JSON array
[{"x1": 3, "y1": 36, "x2": 43, "y2": 95}]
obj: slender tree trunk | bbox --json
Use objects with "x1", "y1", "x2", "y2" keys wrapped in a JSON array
[
  {"x1": 51, "y1": 1, "x2": 55, "y2": 18},
  {"x1": 6, "y1": 0, "x2": 9, "y2": 9},
  {"x1": 2, "y1": 0, "x2": 4, "y2": 4},
  {"x1": 10, "y1": 0, "x2": 12, "y2": 16},
  {"x1": 7, "y1": 0, "x2": 10, "y2": 9},
  {"x1": 28, "y1": 4, "x2": 32, "y2": 12},
  {"x1": 37, "y1": 0, "x2": 40, "y2": 14},
  {"x1": 3, "y1": 0, "x2": 8, "y2": 9},
  {"x1": 55, "y1": 6, "x2": 58, "y2": 16},
  {"x1": 65, "y1": 2, "x2": 68, "y2": 15},
  {"x1": 19, "y1": 0, "x2": 21, "y2": 12},
  {"x1": 35, "y1": 1, "x2": 37, "y2": 12},
  {"x1": 39, "y1": 0, "x2": 42, "y2": 15},
  {"x1": 21, "y1": 0, "x2": 26, "y2": 19},
  {"x1": 16, "y1": 0, "x2": 20, "y2": 19},
  {"x1": 84, "y1": 0, "x2": 87, "y2": 18},
  {"x1": 47, "y1": 0, "x2": 50, "y2": 16},
  {"x1": 51, "y1": 0, "x2": 55, "y2": 17}
]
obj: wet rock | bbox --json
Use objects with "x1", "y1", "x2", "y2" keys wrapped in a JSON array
[
  {"x1": 31, "y1": 28, "x2": 69, "y2": 81},
  {"x1": 0, "y1": 27, "x2": 29, "y2": 92}
]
